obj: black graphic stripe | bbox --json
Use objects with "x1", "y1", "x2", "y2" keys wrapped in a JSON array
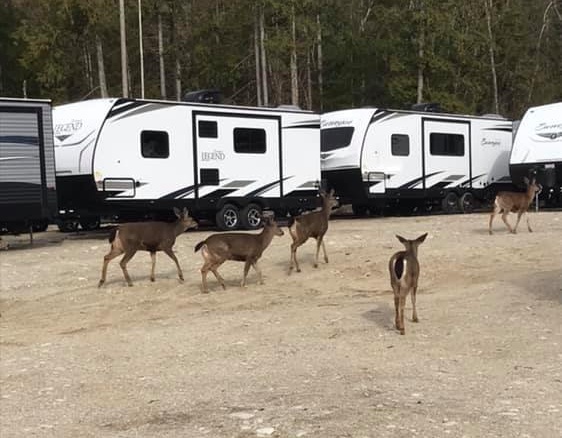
[
  {"x1": 200, "y1": 188, "x2": 237, "y2": 198},
  {"x1": 284, "y1": 123, "x2": 320, "y2": 130},
  {"x1": 160, "y1": 184, "x2": 198, "y2": 199},
  {"x1": 107, "y1": 101, "x2": 146, "y2": 119},
  {"x1": 399, "y1": 171, "x2": 443, "y2": 189}
]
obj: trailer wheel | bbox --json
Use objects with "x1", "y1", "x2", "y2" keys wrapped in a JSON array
[
  {"x1": 240, "y1": 203, "x2": 262, "y2": 230},
  {"x1": 58, "y1": 219, "x2": 79, "y2": 233},
  {"x1": 352, "y1": 204, "x2": 369, "y2": 217},
  {"x1": 79, "y1": 217, "x2": 101, "y2": 231},
  {"x1": 216, "y1": 204, "x2": 240, "y2": 230},
  {"x1": 32, "y1": 220, "x2": 49, "y2": 232},
  {"x1": 441, "y1": 192, "x2": 458, "y2": 213},
  {"x1": 458, "y1": 192, "x2": 475, "y2": 214}
]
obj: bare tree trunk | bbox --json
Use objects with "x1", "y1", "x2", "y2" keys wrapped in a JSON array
[
  {"x1": 158, "y1": 13, "x2": 167, "y2": 99},
  {"x1": 290, "y1": 4, "x2": 299, "y2": 106},
  {"x1": 417, "y1": 7, "x2": 425, "y2": 103},
  {"x1": 84, "y1": 44, "x2": 94, "y2": 91},
  {"x1": 254, "y1": 10, "x2": 262, "y2": 106},
  {"x1": 316, "y1": 13, "x2": 323, "y2": 112},
  {"x1": 175, "y1": 59, "x2": 182, "y2": 101},
  {"x1": 306, "y1": 48, "x2": 312, "y2": 110},
  {"x1": 484, "y1": 0, "x2": 499, "y2": 114},
  {"x1": 138, "y1": 0, "x2": 145, "y2": 99},
  {"x1": 528, "y1": 1, "x2": 555, "y2": 103},
  {"x1": 119, "y1": 0, "x2": 129, "y2": 97},
  {"x1": 259, "y1": 6, "x2": 268, "y2": 106},
  {"x1": 96, "y1": 35, "x2": 108, "y2": 97}
]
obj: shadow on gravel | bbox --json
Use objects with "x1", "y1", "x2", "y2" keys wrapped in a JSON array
[
  {"x1": 510, "y1": 270, "x2": 562, "y2": 305},
  {"x1": 362, "y1": 301, "x2": 396, "y2": 332}
]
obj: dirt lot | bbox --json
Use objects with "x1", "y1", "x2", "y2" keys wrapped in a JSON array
[{"x1": 1, "y1": 211, "x2": 561, "y2": 438}]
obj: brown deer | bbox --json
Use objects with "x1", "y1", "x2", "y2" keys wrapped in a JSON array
[
  {"x1": 194, "y1": 214, "x2": 284, "y2": 293},
  {"x1": 98, "y1": 207, "x2": 197, "y2": 287},
  {"x1": 489, "y1": 177, "x2": 542, "y2": 235},
  {"x1": 287, "y1": 189, "x2": 338, "y2": 274},
  {"x1": 388, "y1": 233, "x2": 428, "y2": 335}
]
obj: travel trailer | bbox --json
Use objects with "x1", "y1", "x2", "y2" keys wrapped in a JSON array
[
  {"x1": 0, "y1": 98, "x2": 57, "y2": 234},
  {"x1": 321, "y1": 107, "x2": 513, "y2": 214},
  {"x1": 53, "y1": 98, "x2": 320, "y2": 231},
  {"x1": 510, "y1": 102, "x2": 562, "y2": 206}
]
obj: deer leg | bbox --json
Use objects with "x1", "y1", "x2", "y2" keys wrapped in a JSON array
[
  {"x1": 98, "y1": 247, "x2": 123, "y2": 287},
  {"x1": 526, "y1": 212, "x2": 533, "y2": 232},
  {"x1": 252, "y1": 261, "x2": 264, "y2": 285},
  {"x1": 398, "y1": 295, "x2": 406, "y2": 335},
  {"x1": 241, "y1": 260, "x2": 252, "y2": 287},
  {"x1": 150, "y1": 252, "x2": 156, "y2": 282},
  {"x1": 200, "y1": 260, "x2": 212, "y2": 293},
  {"x1": 163, "y1": 248, "x2": 184, "y2": 282},
  {"x1": 489, "y1": 208, "x2": 498, "y2": 235},
  {"x1": 314, "y1": 237, "x2": 322, "y2": 268},
  {"x1": 411, "y1": 286, "x2": 419, "y2": 323},
  {"x1": 289, "y1": 242, "x2": 301, "y2": 274},
  {"x1": 119, "y1": 250, "x2": 137, "y2": 287},
  {"x1": 512, "y1": 211, "x2": 524, "y2": 234},
  {"x1": 211, "y1": 266, "x2": 226, "y2": 290},
  {"x1": 501, "y1": 211, "x2": 513, "y2": 233},
  {"x1": 321, "y1": 238, "x2": 329, "y2": 264},
  {"x1": 393, "y1": 292, "x2": 400, "y2": 331}
]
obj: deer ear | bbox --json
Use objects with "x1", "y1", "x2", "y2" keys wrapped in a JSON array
[
  {"x1": 523, "y1": 176, "x2": 529, "y2": 185},
  {"x1": 396, "y1": 235, "x2": 407, "y2": 244},
  {"x1": 329, "y1": 188, "x2": 335, "y2": 197},
  {"x1": 173, "y1": 207, "x2": 181, "y2": 217},
  {"x1": 416, "y1": 232, "x2": 428, "y2": 244},
  {"x1": 182, "y1": 207, "x2": 189, "y2": 216}
]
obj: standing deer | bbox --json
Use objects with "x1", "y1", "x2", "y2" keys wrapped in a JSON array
[
  {"x1": 287, "y1": 189, "x2": 338, "y2": 274},
  {"x1": 98, "y1": 207, "x2": 197, "y2": 287},
  {"x1": 194, "y1": 214, "x2": 284, "y2": 293},
  {"x1": 489, "y1": 177, "x2": 542, "y2": 235},
  {"x1": 388, "y1": 233, "x2": 428, "y2": 335}
]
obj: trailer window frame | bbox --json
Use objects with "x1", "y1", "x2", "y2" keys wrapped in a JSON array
[
  {"x1": 198, "y1": 120, "x2": 218, "y2": 138},
  {"x1": 321, "y1": 126, "x2": 355, "y2": 152},
  {"x1": 140, "y1": 130, "x2": 170, "y2": 159},
  {"x1": 233, "y1": 127, "x2": 266, "y2": 154},
  {"x1": 391, "y1": 133, "x2": 410, "y2": 156},
  {"x1": 429, "y1": 133, "x2": 465, "y2": 156}
]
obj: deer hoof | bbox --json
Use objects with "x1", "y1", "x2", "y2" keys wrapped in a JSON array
[
  {"x1": 178, "y1": 277, "x2": 185, "y2": 283},
  {"x1": 296, "y1": 268, "x2": 301, "y2": 273},
  {"x1": 202, "y1": 289, "x2": 210, "y2": 294},
  {"x1": 413, "y1": 317, "x2": 419, "y2": 323},
  {"x1": 150, "y1": 277, "x2": 155, "y2": 282},
  {"x1": 97, "y1": 280, "x2": 104, "y2": 288},
  {"x1": 127, "y1": 283, "x2": 133, "y2": 287},
  {"x1": 399, "y1": 329, "x2": 405, "y2": 335},
  {"x1": 313, "y1": 264, "x2": 318, "y2": 268}
]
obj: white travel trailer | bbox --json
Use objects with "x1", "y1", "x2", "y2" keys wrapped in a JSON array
[
  {"x1": 0, "y1": 98, "x2": 57, "y2": 234},
  {"x1": 321, "y1": 107, "x2": 513, "y2": 214},
  {"x1": 53, "y1": 98, "x2": 320, "y2": 230},
  {"x1": 510, "y1": 102, "x2": 562, "y2": 206}
]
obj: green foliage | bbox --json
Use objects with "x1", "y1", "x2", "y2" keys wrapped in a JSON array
[{"x1": 1, "y1": 0, "x2": 560, "y2": 118}]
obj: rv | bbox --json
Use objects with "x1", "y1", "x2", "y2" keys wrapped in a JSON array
[
  {"x1": 0, "y1": 98, "x2": 57, "y2": 234},
  {"x1": 53, "y1": 98, "x2": 320, "y2": 231},
  {"x1": 321, "y1": 107, "x2": 513, "y2": 214},
  {"x1": 509, "y1": 102, "x2": 562, "y2": 207}
]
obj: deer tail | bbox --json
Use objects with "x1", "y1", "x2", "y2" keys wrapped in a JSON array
[{"x1": 194, "y1": 240, "x2": 206, "y2": 253}]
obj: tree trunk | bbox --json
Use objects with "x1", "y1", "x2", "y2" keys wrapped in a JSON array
[
  {"x1": 316, "y1": 13, "x2": 323, "y2": 111},
  {"x1": 84, "y1": 44, "x2": 94, "y2": 91},
  {"x1": 484, "y1": 0, "x2": 499, "y2": 114},
  {"x1": 306, "y1": 48, "x2": 312, "y2": 110},
  {"x1": 259, "y1": 6, "x2": 268, "y2": 106},
  {"x1": 138, "y1": 0, "x2": 145, "y2": 99},
  {"x1": 96, "y1": 34, "x2": 108, "y2": 98},
  {"x1": 254, "y1": 9, "x2": 262, "y2": 106},
  {"x1": 416, "y1": 4, "x2": 425, "y2": 103},
  {"x1": 158, "y1": 13, "x2": 166, "y2": 99},
  {"x1": 119, "y1": 0, "x2": 129, "y2": 98},
  {"x1": 175, "y1": 58, "x2": 182, "y2": 101},
  {"x1": 290, "y1": 5, "x2": 299, "y2": 106},
  {"x1": 528, "y1": 1, "x2": 554, "y2": 103}
]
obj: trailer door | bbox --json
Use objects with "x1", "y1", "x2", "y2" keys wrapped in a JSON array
[
  {"x1": 423, "y1": 119, "x2": 470, "y2": 189},
  {"x1": 194, "y1": 112, "x2": 281, "y2": 199}
]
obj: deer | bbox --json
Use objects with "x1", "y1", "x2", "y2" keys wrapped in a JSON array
[
  {"x1": 98, "y1": 207, "x2": 198, "y2": 287},
  {"x1": 388, "y1": 233, "x2": 428, "y2": 335},
  {"x1": 194, "y1": 213, "x2": 284, "y2": 293},
  {"x1": 489, "y1": 176, "x2": 542, "y2": 235},
  {"x1": 287, "y1": 189, "x2": 338, "y2": 274}
]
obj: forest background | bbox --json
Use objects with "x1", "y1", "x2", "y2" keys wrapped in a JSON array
[{"x1": 1, "y1": 0, "x2": 561, "y2": 119}]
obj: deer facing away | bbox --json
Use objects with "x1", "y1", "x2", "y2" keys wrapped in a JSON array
[
  {"x1": 194, "y1": 214, "x2": 284, "y2": 293},
  {"x1": 489, "y1": 177, "x2": 542, "y2": 235},
  {"x1": 388, "y1": 233, "x2": 428, "y2": 335},
  {"x1": 98, "y1": 207, "x2": 197, "y2": 287},
  {"x1": 288, "y1": 189, "x2": 338, "y2": 274}
]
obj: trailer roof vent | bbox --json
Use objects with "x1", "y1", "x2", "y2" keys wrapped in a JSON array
[
  {"x1": 182, "y1": 89, "x2": 223, "y2": 104},
  {"x1": 410, "y1": 102, "x2": 443, "y2": 113}
]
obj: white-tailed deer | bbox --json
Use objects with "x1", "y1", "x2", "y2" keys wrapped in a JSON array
[
  {"x1": 489, "y1": 177, "x2": 542, "y2": 235},
  {"x1": 194, "y1": 214, "x2": 284, "y2": 293},
  {"x1": 98, "y1": 208, "x2": 197, "y2": 287},
  {"x1": 288, "y1": 189, "x2": 338, "y2": 274},
  {"x1": 388, "y1": 233, "x2": 428, "y2": 335}
]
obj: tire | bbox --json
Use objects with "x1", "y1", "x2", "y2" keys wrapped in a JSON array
[
  {"x1": 441, "y1": 192, "x2": 458, "y2": 214},
  {"x1": 458, "y1": 192, "x2": 475, "y2": 214},
  {"x1": 79, "y1": 217, "x2": 101, "y2": 231},
  {"x1": 58, "y1": 219, "x2": 79, "y2": 233},
  {"x1": 215, "y1": 204, "x2": 240, "y2": 230},
  {"x1": 352, "y1": 204, "x2": 369, "y2": 217},
  {"x1": 32, "y1": 220, "x2": 49, "y2": 232},
  {"x1": 240, "y1": 203, "x2": 262, "y2": 230}
]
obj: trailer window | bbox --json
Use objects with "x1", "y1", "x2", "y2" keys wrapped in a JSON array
[
  {"x1": 198, "y1": 120, "x2": 218, "y2": 138},
  {"x1": 321, "y1": 127, "x2": 354, "y2": 152},
  {"x1": 141, "y1": 131, "x2": 169, "y2": 158},
  {"x1": 429, "y1": 133, "x2": 464, "y2": 156},
  {"x1": 234, "y1": 128, "x2": 266, "y2": 154},
  {"x1": 391, "y1": 134, "x2": 410, "y2": 156}
]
